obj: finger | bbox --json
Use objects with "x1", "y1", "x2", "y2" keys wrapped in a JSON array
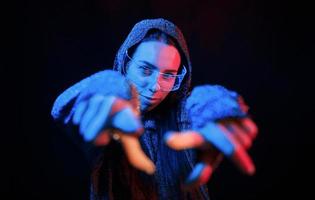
[
  {"x1": 231, "y1": 144, "x2": 256, "y2": 175},
  {"x1": 164, "y1": 131, "x2": 205, "y2": 150},
  {"x1": 93, "y1": 130, "x2": 111, "y2": 146},
  {"x1": 110, "y1": 98, "x2": 132, "y2": 115},
  {"x1": 198, "y1": 122, "x2": 235, "y2": 155},
  {"x1": 200, "y1": 122, "x2": 255, "y2": 175},
  {"x1": 198, "y1": 148, "x2": 224, "y2": 172},
  {"x1": 217, "y1": 124, "x2": 256, "y2": 175},
  {"x1": 72, "y1": 101, "x2": 88, "y2": 125},
  {"x1": 111, "y1": 107, "x2": 143, "y2": 135},
  {"x1": 129, "y1": 84, "x2": 140, "y2": 114},
  {"x1": 185, "y1": 149, "x2": 222, "y2": 186},
  {"x1": 237, "y1": 95, "x2": 249, "y2": 113},
  {"x1": 221, "y1": 122, "x2": 252, "y2": 149},
  {"x1": 240, "y1": 118, "x2": 258, "y2": 139},
  {"x1": 109, "y1": 97, "x2": 143, "y2": 135},
  {"x1": 185, "y1": 162, "x2": 213, "y2": 186},
  {"x1": 79, "y1": 95, "x2": 105, "y2": 136},
  {"x1": 83, "y1": 96, "x2": 115, "y2": 141},
  {"x1": 119, "y1": 132, "x2": 156, "y2": 175}
]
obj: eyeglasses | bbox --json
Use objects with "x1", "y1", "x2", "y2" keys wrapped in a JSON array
[{"x1": 125, "y1": 49, "x2": 187, "y2": 92}]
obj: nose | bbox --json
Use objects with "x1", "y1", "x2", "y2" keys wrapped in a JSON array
[
  {"x1": 149, "y1": 81, "x2": 161, "y2": 92},
  {"x1": 147, "y1": 73, "x2": 161, "y2": 92}
]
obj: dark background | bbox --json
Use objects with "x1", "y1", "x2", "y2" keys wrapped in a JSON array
[{"x1": 15, "y1": 0, "x2": 313, "y2": 199}]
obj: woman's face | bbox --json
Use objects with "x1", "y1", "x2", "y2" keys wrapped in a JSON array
[{"x1": 126, "y1": 41, "x2": 181, "y2": 112}]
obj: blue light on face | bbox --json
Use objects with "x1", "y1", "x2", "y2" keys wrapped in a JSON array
[
  {"x1": 124, "y1": 41, "x2": 182, "y2": 112},
  {"x1": 125, "y1": 49, "x2": 186, "y2": 92}
]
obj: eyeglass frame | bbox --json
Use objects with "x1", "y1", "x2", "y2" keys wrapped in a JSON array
[{"x1": 124, "y1": 49, "x2": 187, "y2": 92}]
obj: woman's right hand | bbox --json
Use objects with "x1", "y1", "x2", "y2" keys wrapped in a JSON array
[
  {"x1": 72, "y1": 94, "x2": 141, "y2": 143},
  {"x1": 72, "y1": 94, "x2": 155, "y2": 174}
]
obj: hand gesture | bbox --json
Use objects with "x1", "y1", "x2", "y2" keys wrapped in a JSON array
[{"x1": 164, "y1": 85, "x2": 258, "y2": 185}]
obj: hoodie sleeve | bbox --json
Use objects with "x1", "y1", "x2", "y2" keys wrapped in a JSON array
[
  {"x1": 186, "y1": 84, "x2": 247, "y2": 129},
  {"x1": 51, "y1": 70, "x2": 132, "y2": 124},
  {"x1": 51, "y1": 70, "x2": 107, "y2": 123},
  {"x1": 50, "y1": 69, "x2": 133, "y2": 168}
]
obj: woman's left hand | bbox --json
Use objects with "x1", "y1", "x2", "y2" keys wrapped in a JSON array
[
  {"x1": 164, "y1": 84, "x2": 258, "y2": 186},
  {"x1": 164, "y1": 117, "x2": 258, "y2": 186}
]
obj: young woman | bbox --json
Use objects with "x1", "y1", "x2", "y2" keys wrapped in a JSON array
[{"x1": 51, "y1": 18, "x2": 258, "y2": 200}]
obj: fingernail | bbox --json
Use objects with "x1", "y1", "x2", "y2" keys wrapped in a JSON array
[
  {"x1": 185, "y1": 163, "x2": 206, "y2": 185},
  {"x1": 112, "y1": 108, "x2": 142, "y2": 133},
  {"x1": 247, "y1": 164, "x2": 256, "y2": 175},
  {"x1": 198, "y1": 165, "x2": 213, "y2": 185},
  {"x1": 144, "y1": 162, "x2": 156, "y2": 175},
  {"x1": 163, "y1": 131, "x2": 175, "y2": 143},
  {"x1": 233, "y1": 147, "x2": 256, "y2": 175}
]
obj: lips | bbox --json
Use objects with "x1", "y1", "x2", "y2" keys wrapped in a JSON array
[
  {"x1": 140, "y1": 94, "x2": 160, "y2": 102},
  {"x1": 138, "y1": 93, "x2": 161, "y2": 111}
]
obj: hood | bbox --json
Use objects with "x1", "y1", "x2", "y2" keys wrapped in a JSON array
[{"x1": 113, "y1": 18, "x2": 192, "y2": 99}]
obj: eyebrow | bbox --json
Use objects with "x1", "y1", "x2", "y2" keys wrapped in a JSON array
[{"x1": 140, "y1": 60, "x2": 178, "y2": 73}]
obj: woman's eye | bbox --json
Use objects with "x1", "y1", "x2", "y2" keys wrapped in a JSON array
[{"x1": 139, "y1": 66, "x2": 152, "y2": 76}]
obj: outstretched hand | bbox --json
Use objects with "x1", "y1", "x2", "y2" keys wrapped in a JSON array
[
  {"x1": 164, "y1": 117, "x2": 258, "y2": 186},
  {"x1": 164, "y1": 85, "x2": 258, "y2": 186},
  {"x1": 72, "y1": 94, "x2": 155, "y2": 175}
]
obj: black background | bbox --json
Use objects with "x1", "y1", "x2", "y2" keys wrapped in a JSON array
[{"x1": 15, "y1": 0, "x2": 314, "y2": 199}]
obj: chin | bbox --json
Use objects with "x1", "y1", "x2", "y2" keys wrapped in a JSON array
[{"x1": 140, "y1": 103, "x2": 158, "y2": 113}]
